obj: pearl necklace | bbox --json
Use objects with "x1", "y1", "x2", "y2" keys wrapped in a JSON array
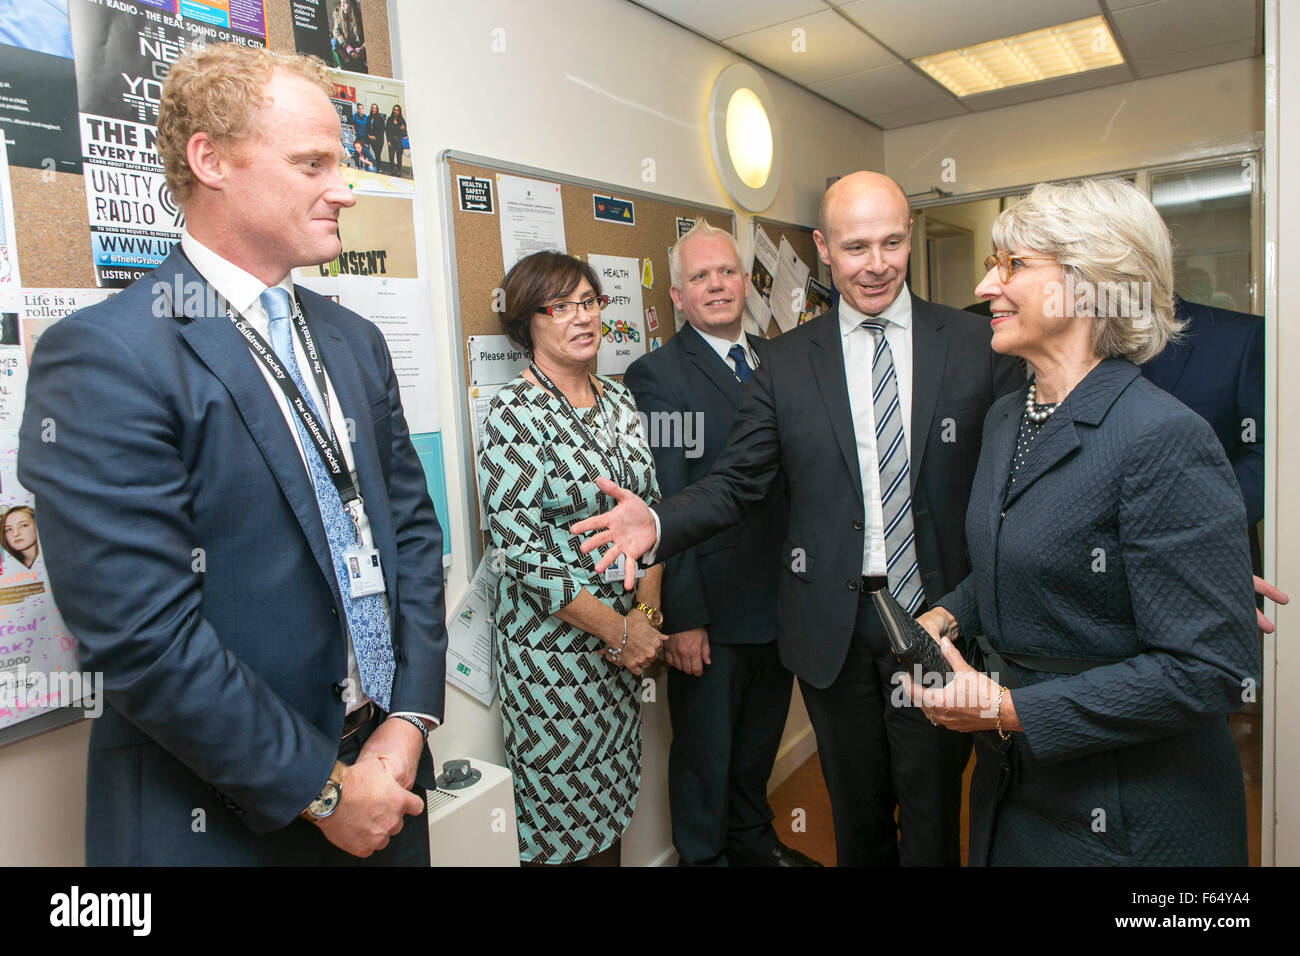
[{"x1": 1024, "y1": 384, "x2": 1059, "y2": 423}]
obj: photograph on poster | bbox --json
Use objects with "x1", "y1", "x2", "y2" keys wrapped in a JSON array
[
  {"x1": 294, "y1": 0, "x2": 370, "y2": 74},
  {"x1": 0, "y1": 0, "x2": 81, "y2": 173},
  {"x1": 332, "y1": 70, "x2": 411, "y2": 182}
]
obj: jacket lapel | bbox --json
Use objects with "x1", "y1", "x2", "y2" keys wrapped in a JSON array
[
  {"x1": 168, "y1": 256, "x2": 338, "y2": 597},
  {"x1": 679, "y1": 322, "x2": 741, "y2": 409},
  {"x1": 1002, "y1": 359, "x2": 1140, "y2": 508},
  {"x1": 299, "y1": 295, "x2": 400, "y2": 612},
  {"x1": 807, "y1": 309, "x2": 863, "y2": 501},
  {"x1": 908, "y1": 296, "x2": 948, "y2": 484}
]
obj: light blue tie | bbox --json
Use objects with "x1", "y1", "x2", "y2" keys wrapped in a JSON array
[
  {"x1": 862, "y1": 321, "x2": 925, "y2": 614},
  {"x1": 260, "y1": 287, "x2": 394, "y2": 710}
]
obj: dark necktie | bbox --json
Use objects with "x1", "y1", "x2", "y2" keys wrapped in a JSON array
[{"x1": 728, "y1": 343, "x2": 753, "y2": 383}]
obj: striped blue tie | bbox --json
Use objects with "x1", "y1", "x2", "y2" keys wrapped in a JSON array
[
  {"x1": 862, "y1": 321, "x2": 924, "y2": 614},
  {"x1": 261, "y1": 287, "x2": 395, "y2": 710}
]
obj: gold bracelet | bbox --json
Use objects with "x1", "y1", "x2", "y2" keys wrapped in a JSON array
[{"x1": 994, "y1": 685, "x2": 1010, "y2": 741}]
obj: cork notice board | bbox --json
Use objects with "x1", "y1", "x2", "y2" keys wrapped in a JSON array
[{"x1": 441, "y1": 151, "x2": 736, "y2": 552}]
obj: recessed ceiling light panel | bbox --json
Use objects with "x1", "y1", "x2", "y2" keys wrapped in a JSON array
[{"x1": 914, "y1": 15, "x2": 1125, "y2": 98}]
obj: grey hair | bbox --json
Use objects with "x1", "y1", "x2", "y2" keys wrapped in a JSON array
[
  {"x1": 991, "y1": 178, "x2": 1182, "y2": 365},
  {"x1": 669, "y1": 219, "x2": 743, "y2": 289}
]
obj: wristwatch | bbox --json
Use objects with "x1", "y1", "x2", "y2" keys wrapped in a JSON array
[
  {"x1": 634, "y1": 602, "x2": 664, "y2": 630},
  {"x1": 300, "y1": 760, "x2": 345, "y2": 823}
]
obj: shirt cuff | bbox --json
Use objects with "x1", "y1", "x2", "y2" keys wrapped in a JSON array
[
  {"x1": 388, "y1": 711, "x2": 439, "y2": 730},
  {"x1": 644, "y1": 507, "x2": 662, "y2": 566}
]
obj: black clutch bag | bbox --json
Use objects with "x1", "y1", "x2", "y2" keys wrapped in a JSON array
[{"x1": 871, "y1": 586, "x2": 1009, "y2": 753}]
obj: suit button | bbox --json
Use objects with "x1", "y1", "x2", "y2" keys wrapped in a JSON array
[
  {"x1": 847, "y1": 579, "x2": 858, "y2": 591},
  {"x1": 1000, "y1": 511, "x2": 1006, "y2": 520},
  {"x1": 329, "y1": 607, "x2": 339, "y2": 619},
  {"x1": 852, "y1": 519, "x2": 864, "y2": 531}
]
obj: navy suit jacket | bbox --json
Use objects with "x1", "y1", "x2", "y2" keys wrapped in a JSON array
[
  {"x1": 623, "y1": 323, "x2": 788, "y2": 644},
  {"x1": 1141, "y1": 297, "x2": 1264, "y2": 525},
  {"x1": 653, "y1": 297, "x2": 1024, "y2": 687},
  {"x1": 17, "y1": 248, "x2": 448, "y2": 864},
  {"x1": 942, "y1": 359, "x2": 1256, "y2": 865}
]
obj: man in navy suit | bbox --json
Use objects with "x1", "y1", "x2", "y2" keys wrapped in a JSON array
[
  {"x1": 1142, "y1": 296, "x2": 1263, "y2": 559},
  {"x1": 18, "y1": 44, "x2": 448, "y2": 865},
  {"x1": 623, "y1": 222, "x2": 816, "y2": 866}
]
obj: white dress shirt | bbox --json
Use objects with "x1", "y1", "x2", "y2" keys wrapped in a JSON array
[
  {"x1": 180, "y1": 231, "x2": 435, "y2": 727},
  {"x1": 838, "y1": 285, "x2": 913, "y2": 577},
  {"x1": 647, "y1": 285, "x2": 916, "y2": 575}
]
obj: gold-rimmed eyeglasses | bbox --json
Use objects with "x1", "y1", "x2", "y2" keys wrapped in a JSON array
[
  {"x1": 537, "y1": 294, "x2": 611, "y2": 320},
  {"x1": 983, "y1": 251, "x2": 1058, "y2": 283}
]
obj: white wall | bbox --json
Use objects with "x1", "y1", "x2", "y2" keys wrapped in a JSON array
[
  {"x1": 1264, "y1": 0, "x2": 1297, "y2": 866},
  {"x1": 885, "y1": 57, "x2": 1264, "y2": 198},
  {"x1": 394, "y1": 0, "x2": 880, "y2": 867}
]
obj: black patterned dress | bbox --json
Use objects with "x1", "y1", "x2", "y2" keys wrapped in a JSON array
[{"x1": 477, "y1": 375, "x2": 660, "y2": 863}]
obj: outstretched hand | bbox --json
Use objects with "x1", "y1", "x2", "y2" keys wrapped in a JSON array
[{"x1": 570, "y1": 477, "x2": 657, "y2": 590}]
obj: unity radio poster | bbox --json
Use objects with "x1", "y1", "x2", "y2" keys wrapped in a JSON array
[{"x1": 68, "y1": 0, "x2": 268, "y2": 287}]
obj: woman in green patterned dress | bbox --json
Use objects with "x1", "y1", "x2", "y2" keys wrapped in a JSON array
[{"x1": 478, "y1": 251, "x2": 666, "y2": 866}]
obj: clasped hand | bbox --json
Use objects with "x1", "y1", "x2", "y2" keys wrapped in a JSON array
[
  {"x1": 315, "y1": 717, "x2": 426, "y2": 858},
  {"x1": 601, "y1": 608, "x2": 666, "y2": 676}
]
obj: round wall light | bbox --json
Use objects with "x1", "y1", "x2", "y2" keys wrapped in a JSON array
[{"x1": 708, "y1": 63, "x2": 782, "y2": 212}]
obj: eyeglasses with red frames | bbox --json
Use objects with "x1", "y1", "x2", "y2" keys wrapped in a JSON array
[
  {"x1": 537, "y1": 294, "x2": 611, "y2": 320},
  {"x1": 984, "y1": 251, "x2": 1058, "y2": 283}
]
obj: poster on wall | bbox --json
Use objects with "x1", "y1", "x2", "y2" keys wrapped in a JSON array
[
  {"x1": 316, "y1": 192, "x2": 420, "y2": 280},
  {"x1": 16, "y1": 287, "x2": 116, "y2": 365},
  {"x1": 497, "y1": 174, "x2": 565, "y2": 272},
  {"x1": 294, "y1": 0, "x2": 370, "y2": 74},
  {"x1": 0, "y1": 431, "x2": 88, "y2": 737},
  {"x1": 0, "y1": 0, "x2": 83, "y2": 173},
  {"x1": 68, "y1": 0, "x2": 268, "y2": 288},
  {"x1": 330, "y1": 70, "x2": 412, "y2": 186},
  {"x1": 0, "y1": 138, "x2": 21, "y2": 297},
  {"x1": 589, "y1": 253, "x2": 644, "y2": 376}
]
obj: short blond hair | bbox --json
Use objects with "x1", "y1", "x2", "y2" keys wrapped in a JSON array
[
  {"x1": 992, "y1": 178, "x2": 1181, "y2": 364},
  {"x1": 669, "y1": 219, "x2": 743, "y2": 289},
  {"x1": 157, "y1": 44, "x2": 333, "y2": 206}
]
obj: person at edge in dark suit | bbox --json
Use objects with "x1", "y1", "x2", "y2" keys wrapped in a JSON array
[
  {"x1": 18, "y1": 43, "x2": 448, "y2": 865},
  {"x1": 574, "y1": 171, "x2": 1025, "y2": 866},
  {"x1": 623, "y1": 220, "x2": 818, "y2": 867},
  {"x1": 901, "y1": 178, "x2": 1257, "y2": 864},
  {"x1": 1142, "y1": 295, "x2": 1290, "y2": 632}
]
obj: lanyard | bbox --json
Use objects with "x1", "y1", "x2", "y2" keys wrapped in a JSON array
[
  {"x1": 529, "y1": 362, "x2": 628, "y2": 489},
  {"x1": 231, "y1": 297, "x2": 362, "y2": 514}
]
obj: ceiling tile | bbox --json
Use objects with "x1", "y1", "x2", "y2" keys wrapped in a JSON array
[
  {"x1": 724, "y1": 8, "x2": 897, "y2": 85},
  {"x1": 862, "y1": 100, "x2": 970, "y2": 128},
  {"x1": 836, "y1": 0, "x2": 1103, "y2": 58},
  {"x1": 956, "y1": 63, "x2": 1132, "y2": 109},
  {"x1": 631, "y1": 0, "x2": 827, "y2": 41},
  {"x1": 810, "y1": 61, "x2": 958, "y2": 115},
  {"x1": 1110, "y1": 0, "x2": 1257, "y2": 59},
  {"x1": 1130, "y1": 37, "x2": 1260, "y2": 78}
]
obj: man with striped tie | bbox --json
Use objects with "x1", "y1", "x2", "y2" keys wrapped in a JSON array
[
  {"x1": 19, "y1": 44, "x2": 447, "y2": 865},
  {"x1": 574, "y1": 171, "x2": 1024, "y2": 865}
]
